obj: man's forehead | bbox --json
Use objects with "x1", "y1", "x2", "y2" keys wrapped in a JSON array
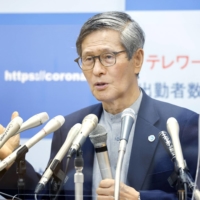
[{"x1": 81, "y1": 30, "x2": 122, "y2": 54}]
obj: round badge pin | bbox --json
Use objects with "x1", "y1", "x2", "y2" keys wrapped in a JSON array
[{"x1": 148, "y1": 135, "x2": 156, "y2": 142}]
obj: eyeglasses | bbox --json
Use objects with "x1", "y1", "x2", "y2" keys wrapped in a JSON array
[{"x1": 74, "y1": 50, "x2": 126, "y2": 71}]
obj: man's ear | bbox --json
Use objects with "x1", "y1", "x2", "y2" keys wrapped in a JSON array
[{"x1": 133, "y1": 48, "x2": 144, "y2": 75}]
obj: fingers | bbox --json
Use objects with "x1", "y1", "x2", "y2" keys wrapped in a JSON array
[
  {"x1": 97, "y1": 186, "x2": 114, "y2": 197},
  {"x1": 11, "y1": 111, "x2": 19, "y2": 120},
  {"x1": 97, "y1": 179, "x2": 115, "y2": 197},
  {"x1": 97, "y1": 195, "x2": 114, "y2": 200},
  {"x1": 119, "y1": 184, "x2": 140, "y2": 200},
  {"x1": 0, "y1": 111, "x2": 19, "y2": 134},
  {"x1": 0, "y1": 124, "x2": 5, "y2": 134},
  {"x1": 0, "y1": 112, "x2": 19, "y2": 134},
  {"x1": 99, "y1": 179, "x2": 115, "y2": 188},
  {"x1": 97, "y1": 181, "x2": 126, "y2": 197},
  {"x1": 97, "y1": 180, "x2": 139, "y2": 200}
]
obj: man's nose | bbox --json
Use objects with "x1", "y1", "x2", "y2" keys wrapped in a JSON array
[{"x1": 93, "y1": 56, "x2": 106, "y2": 74}]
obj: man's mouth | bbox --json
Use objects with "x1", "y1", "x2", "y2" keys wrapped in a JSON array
[
  {"x1": 94, "y1": 82, "x2": 108, "y2": 90},
  {"x1": 95, "y1": 82, "x2": 106, "y2": 86}
]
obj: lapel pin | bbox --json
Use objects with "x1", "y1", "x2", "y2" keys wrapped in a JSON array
[{"x1": 148, "y1": 135, "x2": 156, "y2": 142}]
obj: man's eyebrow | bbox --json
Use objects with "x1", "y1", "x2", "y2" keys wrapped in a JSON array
[{"x1": 82, "y1": 48, "x2": 114, "y2": 55}]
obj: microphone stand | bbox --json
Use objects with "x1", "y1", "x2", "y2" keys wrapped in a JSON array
[
  {"x1": 159, "y1": 130, "x2": 199, "y2": 199},
  {"x1": 15, "y1": 145, "x2": 29, "y2": 200},
  {"x1": 48, "y1": 160, "x2": 65, "y2": 200},
  {"x1": 74, "y1": 149, "x2": 84, "y2": 200},
  {"x1": 177, "y1": 168, "x2": 187, "y2": 200},
  {"x1": 49, "y1": 147, "x2": 79, "y2": 200},
  {"x1": 114, "y1": 140, "x2": 127, "y2": 200},
  {"x1": 168, "y1": 161, "x2": 192, "y2": 200}
]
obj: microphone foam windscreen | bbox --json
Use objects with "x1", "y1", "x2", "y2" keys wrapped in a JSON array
[{"x1": 89, "y1": 124, "x2": 107, "y2": 146}]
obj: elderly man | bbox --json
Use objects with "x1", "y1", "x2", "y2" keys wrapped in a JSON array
[{"x1": 0, "y1": 11, "x2": 198, "y2": 200}]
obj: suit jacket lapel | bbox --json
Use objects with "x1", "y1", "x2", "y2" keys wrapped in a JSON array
[{"x1": 127, "y1": 91, "x2": 161, "y2": 190}]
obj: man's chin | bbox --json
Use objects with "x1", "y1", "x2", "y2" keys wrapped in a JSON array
[
  {"x1": 93, "y1": 91, "x2": 115, "y2": 102},
  {"x1": 93, "y1": 94, "x2": 107, "y2": 102}
]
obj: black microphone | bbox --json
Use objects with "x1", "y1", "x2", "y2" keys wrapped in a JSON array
[
  {"x1": 89, "y1": 124, "x2": 113, "y2": 179},
  {"x1": 159, "y1": 131, "x2": 176, "y2": 163},
  {"x1": 159, "y1": 130, "x2": 181, "y2": 187}
]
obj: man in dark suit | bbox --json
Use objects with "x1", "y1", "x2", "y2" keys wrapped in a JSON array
[
  {"x1": 0, "y1": 11, "x2": 199, "y2": 200},
  {"x1": 50, "y1": 89, "x2": 198, "y2": 200}
]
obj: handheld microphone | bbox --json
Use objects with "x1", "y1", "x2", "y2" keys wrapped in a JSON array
[
  {"x1": 166, "y1": 117, "x2": 185, "y2": 170},
  {"x1": 0, "y1": 115, "x2": 65, "y2": 171},
  {"x1": 89, "y1": 124, "x2": 113, "y2": 179},
  {"x1": 34, "y1": 123, "x2": 81, "y2": 194},
  {"x1": 0, "y1": 116, "x2": 23, "y2": 149},
  {"x1": 67, "y1": 114, "x2": 98, "y2": 157},
  {"x1": 115, "y1": 108, "x2": 136, "y2": 200},
  {"x1": 16, "y1": 112, "x2": 49, "y2": 134}
]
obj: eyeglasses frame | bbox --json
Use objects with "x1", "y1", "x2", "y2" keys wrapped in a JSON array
[{"x1": 74, "y1": 50, "x2": 126, "y2": 71}]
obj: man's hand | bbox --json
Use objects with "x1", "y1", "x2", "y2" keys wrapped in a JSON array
[
  {"x1": 96, "y1": 179, "x2": 140, "y2": 200},
  {"x1": 0, "y1": 111, "x2": 20, "y2": 161}
]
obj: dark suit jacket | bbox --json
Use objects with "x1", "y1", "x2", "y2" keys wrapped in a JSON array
[
  {"x1": 50, "y1": 90, "x2": 198, "y2": 199},
  {"x1": 0, "y1": 90, "x2": 198, "y2": 200}
]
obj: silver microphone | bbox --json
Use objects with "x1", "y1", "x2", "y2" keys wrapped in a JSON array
[
  {"x1": 89, "y1": 124, "x2": 113, "y2": 179},
  {"x1": 115, "y1": 108, "x2": 136, "y2": 200}
]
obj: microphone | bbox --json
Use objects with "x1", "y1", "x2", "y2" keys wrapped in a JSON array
[
  {"x1": 0, "y1": 115, "x2": 65, "y2": 171},
  {"x1": 119, "y1": 108, "x2": 136, "y2": 151},
  {"x1": 0, "y1": 116, "x2": 23, "y2": 149},
  {"x1": 0, "y1": 112, "x2": 49, "y2": 149},
  {"x1": 89, "y1": 124, "x2": 113, "y2": 179},
  {"x1": 115, "y1": 108, "x2": 136, "y2": 200},
  {"x1": 159, "y1": 131, "x2": 176, "y2": 163},
  {"x1": 159, "y1": 130, "x2": 181, "y2": 186},
  {"x1": 67, "y1": 114, "x2": 98, "y2": 157},
  {"x1": 34, "y1": 123, "x2": 81, "y2": 194},
  {"x1": 159, "y1": 130, "x2": 199, "y2": 197},
  {"x1": 166, "y1": 117, "x2": 185, "y2": 170},
  {"x1": 166, "y1": 117, "x2": 189, "y2": 199},
  {"x1": 16, "y1": 112, "x2": 49, "y2": 134}
]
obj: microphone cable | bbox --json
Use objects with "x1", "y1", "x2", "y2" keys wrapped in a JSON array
[
  {"x1": 0, "y1": 191, "x2": 22, "y2": 200},
  {"x1": 49, "y1": 149, "x2": 78, "y2": 200}
]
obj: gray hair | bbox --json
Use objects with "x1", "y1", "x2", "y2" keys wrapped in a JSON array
[{"x1": 76, "y1": 11, "x2": 145, "y2": 59}]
